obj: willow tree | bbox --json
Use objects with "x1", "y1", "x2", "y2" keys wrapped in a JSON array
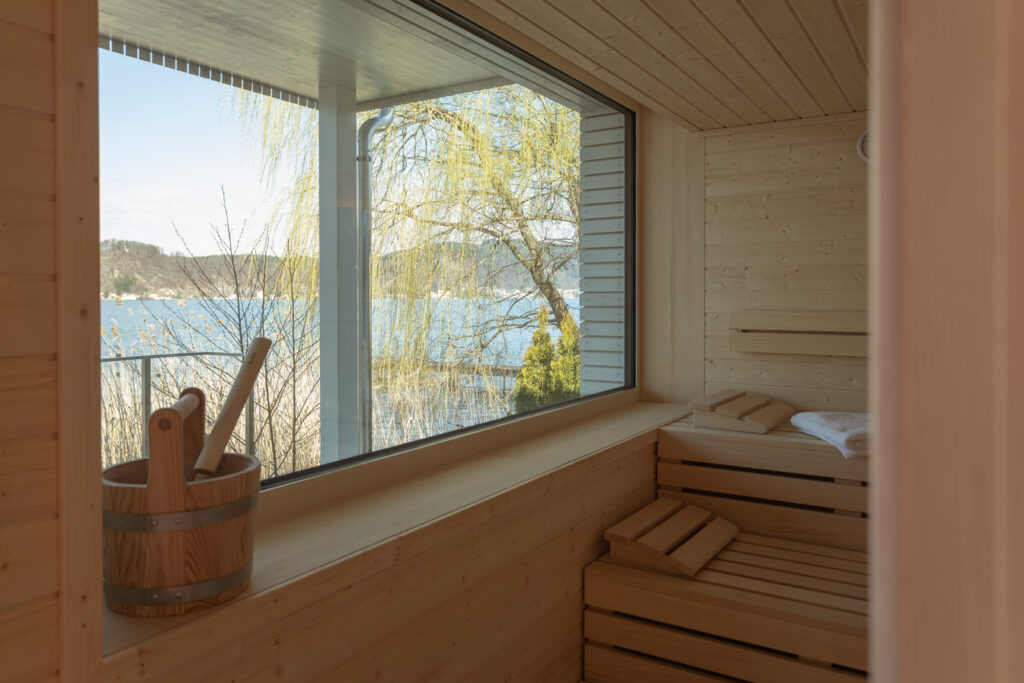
[{"x1": 237, "y1": 83, "x2": 582, "y2": 445}]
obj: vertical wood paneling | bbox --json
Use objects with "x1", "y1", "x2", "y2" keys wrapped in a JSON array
[
  {"x1": 638, "y1": 111, "x2": 705, "y2": 404},
  {"x1": 872, "y1": 0, "x2": 1024, "y2": 681},
  {"x1": 0, "y1": 2, "x2": 64, "y2": 682},
  {"x1": 55, "y1": 0, "x2": 103, "y2": 678},
  {"x1": 702, "y1": 114, "x2": 868, "y2": 411}
]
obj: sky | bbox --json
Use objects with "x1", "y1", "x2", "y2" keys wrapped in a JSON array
[{"x1": 98, "y1": 50, "x2": 299, "y2": 255}]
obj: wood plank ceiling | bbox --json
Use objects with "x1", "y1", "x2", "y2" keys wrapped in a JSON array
[{"x1": 460, "y1": 0, "x2": 868, "y2": 131}]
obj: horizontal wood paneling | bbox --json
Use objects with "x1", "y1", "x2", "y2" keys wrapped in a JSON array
[
  {"x1": 0, "y1": 277, "x2": 56, "y2": 356},
  {"x1": 0, "y1": 599, "x2": 58, "y2": 682},
  {"x1": 0, "y1": 191, "x2": 56, "y2": 275},
  {"x1": 0, "y1": 520, "x2": 58, "y2": 612},
  {"x1": 0, "y1": 22, "x2": 55, "y2": 115},
  {"x1": 0, "y1": 106, "x2": 54, "y2": 196},
  {"x1": 660, "y1": 489, "x2": 867, "y2": 551},
  {"x1": 98, "y1": 434, "x2": 662, "y2": 682},
  {"x1": 703, "y1": 115, "x2": 868, "y2": 411},
  {"x1": 0, "y1": 0, "x2": 54, "y2": 34},
  {"x1": 0, "y1": 357, "x2": 56, "y2": 441},
  {"x1": 0, "y1": 440, "x2": 57, "y2": 526}
]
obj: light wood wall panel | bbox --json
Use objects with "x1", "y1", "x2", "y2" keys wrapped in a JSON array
[
  {"x1": 0, "y1": 4, "x2": 61, "y2": 683},
  {"x1": 871, "y1": 0, "x2": 1024, "y2": 681},
  {"x1": 702, "y1": 114, "x2": 869, "y2": 411},
  {"x1": 637, "y1": 110, "x2": 705, "y2": 404},
  {"x1": 97, "y1": 436, "x2": 658, "y2": 682}
]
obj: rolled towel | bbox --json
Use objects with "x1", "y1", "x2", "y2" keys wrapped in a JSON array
[{"x1": 790, "y1": 411, "x2": 869, "y2": 458}]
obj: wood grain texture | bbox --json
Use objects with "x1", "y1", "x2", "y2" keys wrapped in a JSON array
[
  {"x1": 0, "y1": 599, "x2": 59, "y2": 682},
  {"x1": 55, "y1": 0, "x2": 102, "y2": 676},
  {"x1": 870, "y1": 0, "x2": 1024, "y2": 680},
  {"x1": 661, "y1": 489, "x2": 867, "y2": 551},
  {"x1": 0, "y1": 22, "x2": 54, "y2": 116},
  {"x1": 0, "y1": 276, "x2": 56, "y2": 357},
  {"x1": 0, "y1": 520, "x2": 58, "y2": 613},
  {"x1": 0, "y1": 0, "x2": 54, "y2": 33},
  {"x1": 98, "y1": 437, "x2": 661, "y2": 682},
  {"x1": 637, "y1": 111, "x2": 704, "y2": 404},
  {"x1": 0, "y1": 190, "x2": 55, "y2": 275},
  {"x1": 0, "y1": 106, "x2": 54, "y2": 196},
  {"x1": 669, "y1": 516, "x2": 739, "y2": 576},
  {"x1": 0, "y1": 439, "x2": 57, "y2": 525},
  {"x1": 586, "y1": 610, "x2": 863, "y2": 682},
  {"x1": 585, "y1": 560, "x2": 867, "y2": 669},
  {"x1": 0, "y1": 356, "x2": 56, "y2": 441},
  {"x1": 102, "y1": 452, "x2": 259, "y2": 617},
  {"x1": 452, "y1": 0, "x2": 866, "y2": 131},
  {"x1": 659, "y1": 462, "x2": 868, "y2": 513},
  {"x1": 700, "y1": 115, "x2": 867, "y2": 408}
]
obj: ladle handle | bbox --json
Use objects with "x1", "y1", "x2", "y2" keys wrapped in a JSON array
[
  {"x1": 193, "y1": 338, "x2": 271, "y2": 480},
  {"x1": 146, "y1": 392, "x2": 200, "y2": 513}
]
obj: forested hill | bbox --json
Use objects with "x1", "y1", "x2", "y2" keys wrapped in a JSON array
[
  {"x1": 100, "y1": 239, "x2": 284, "y2": 299},
  {"x1": 101, "y1": 239, "x2": 579, "y2": 299}
]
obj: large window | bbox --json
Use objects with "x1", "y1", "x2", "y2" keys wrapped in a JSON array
[{"x1": 98, "y1": 0, "x2": 633, "y2": 483}]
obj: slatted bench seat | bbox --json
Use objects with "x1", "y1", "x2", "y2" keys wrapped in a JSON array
[
  {"x1": 657, "y1": 416, "x2": 869, "y2": 552},
  {"x1": 584, "y1": 534, "x2": 869, "y2": 682},
  {"x1": 582, "y1": 416, "x2": 870, "y2": 682}
]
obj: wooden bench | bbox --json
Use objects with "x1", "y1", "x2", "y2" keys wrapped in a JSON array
[
  {"x1": 657, "y1": 416, "x2": 868, "y2": 552},
  {"x1": 583, "y1": 417, "x2": 870, "y2": 682}
]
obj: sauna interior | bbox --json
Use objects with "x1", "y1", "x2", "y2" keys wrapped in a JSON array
[{"x1": 2, "y1": 0, "x2": 1022, "y2": 681}]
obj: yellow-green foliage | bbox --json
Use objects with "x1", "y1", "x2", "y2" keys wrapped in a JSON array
[
  {"x1": 512, "y1": 308, "x2": 581, "y2": 413},
  {"x1": 234, "y1": 84, "x2": 581, "y2": 448}
]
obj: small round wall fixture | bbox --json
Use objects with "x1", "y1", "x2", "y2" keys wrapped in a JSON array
[{"x1": 857, "y1": 129, "x2": 870, "y2": 162}]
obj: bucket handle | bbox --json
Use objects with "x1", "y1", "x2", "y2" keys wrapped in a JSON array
[{"x1": 146, "y1": 391, "x2": 202, "y2": 513}]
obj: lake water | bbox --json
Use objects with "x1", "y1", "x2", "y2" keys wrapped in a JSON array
[{"x1": 100, "y1": 296, "x2": 580, "y2": 367}]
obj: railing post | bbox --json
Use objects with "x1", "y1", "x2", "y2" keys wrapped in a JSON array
[
  {"x1": 141, "y1": 356, "x2": 152, "y2": 457},
  {"x1": 245, "y1": 392, "x2": 255, "y2": 457}
]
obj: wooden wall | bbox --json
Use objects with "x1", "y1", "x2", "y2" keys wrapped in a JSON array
[
  {"x1": 637, "y1": 109, "x2": 705, "y2": 404},
  {"x1": 703, "y1": 113, "x2": 869, "y2": 411},
  {"x1": 0, "y1": 2, "x2": 62, "y2": 681},
  {"x1": 1, "y1": 1, "x2": 101, "y2": 681},
  {"x1": 872, "y1": 0, "x2": 1024, "y2": 680},
  {"x1": 98, "y1": 435, "x2": 657, "y2": 682}
]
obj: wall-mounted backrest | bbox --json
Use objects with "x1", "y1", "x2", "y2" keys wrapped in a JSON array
[{"x1": 729, "y1": 310, "x2": 868, "y2": 357}]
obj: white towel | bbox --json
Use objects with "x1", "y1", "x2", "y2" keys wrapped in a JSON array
[{"x1": 790, "y1": 412, "x2": 869, "y2": 458}]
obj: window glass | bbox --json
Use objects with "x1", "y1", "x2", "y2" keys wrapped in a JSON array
[{"x1": 98, "y1": 0, "x2": 633, "y2": 481}]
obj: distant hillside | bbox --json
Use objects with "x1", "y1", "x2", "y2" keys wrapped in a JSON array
[
  {"x1": 101, "y1": 239, "x2": 579, "y2": 300},
  {"x1": 100, "y1": 239, "x2": 285, "y2": 299}
]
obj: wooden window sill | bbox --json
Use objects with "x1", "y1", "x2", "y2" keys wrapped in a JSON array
[{"x1": 101, "y1": 400, "x2": 687, "y2": 658}]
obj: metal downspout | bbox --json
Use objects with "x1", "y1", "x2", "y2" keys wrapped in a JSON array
[{"x1": 356, "y1": 107, "x2": 394, "y2": 453}]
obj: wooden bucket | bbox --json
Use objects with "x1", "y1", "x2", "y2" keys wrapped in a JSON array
[{"x1": 101, "y1": 388, "x2": 260, "y2": 617}]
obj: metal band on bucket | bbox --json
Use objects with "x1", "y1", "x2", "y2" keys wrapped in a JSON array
[
  {"x1": 103, "y1": 561, "x2": 253, "y2": 606},
  {"x1": 102, "y1": 492, "x2": 257, "y2": 532}
]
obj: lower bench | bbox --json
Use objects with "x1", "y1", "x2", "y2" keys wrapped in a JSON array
[{"x1": 583, "y1": 534, "x2": 869, "y2": 682}]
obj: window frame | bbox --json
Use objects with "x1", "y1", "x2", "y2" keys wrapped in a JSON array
[
  {"x1": 255, "y1": 0, "x2": 638, "y2": 488},
  {"x1": 66, "y1": 1, "x2": 637, "y2": 672}
]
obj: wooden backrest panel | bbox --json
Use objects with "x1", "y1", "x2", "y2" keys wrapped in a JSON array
[{"x1": 657, "y1": 421, "x2": 868, "y2": 552}]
